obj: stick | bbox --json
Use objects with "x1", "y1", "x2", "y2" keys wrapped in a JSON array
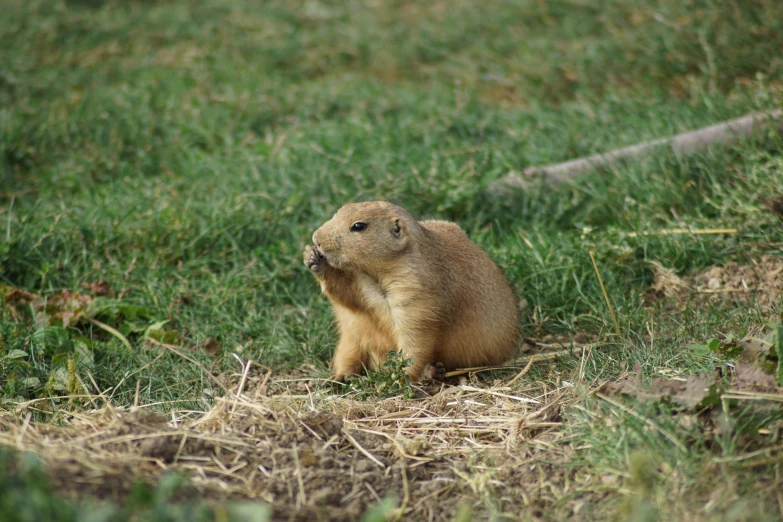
[{"x1": 489, "y1": 109, "x2": 783, "y2": 192}]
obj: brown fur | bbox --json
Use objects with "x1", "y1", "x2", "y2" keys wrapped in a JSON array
[{"x1": 303, "y1": 201, "x2": 519, "y2": 381}]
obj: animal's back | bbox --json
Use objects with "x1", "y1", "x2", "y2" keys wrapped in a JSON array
[{"x1": 420, "y1": 220, "x2": 519, "y2": 368}]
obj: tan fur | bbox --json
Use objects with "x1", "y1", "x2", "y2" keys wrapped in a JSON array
[{"x1": 303, "y1": 201, "x2": 519, "y2": 381}]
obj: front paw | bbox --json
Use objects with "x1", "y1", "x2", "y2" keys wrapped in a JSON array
[{"x1": 303, "y1": 245, "x2": 325, "y2": 274}]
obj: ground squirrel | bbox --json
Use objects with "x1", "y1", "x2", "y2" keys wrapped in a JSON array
[{"x1": 304, "y1": 201, "x2": 519, "y2": 382}]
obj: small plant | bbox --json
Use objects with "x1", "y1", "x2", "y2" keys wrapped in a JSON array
[
  {"x1": 344, "y1": 350, "x2": 416, "y2": 400},
  {"x1": 702, "y1": 324, "x2": 783, "y2": 384}
]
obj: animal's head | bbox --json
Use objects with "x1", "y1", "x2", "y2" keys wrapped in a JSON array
[{"x1": 312, "y1": 201, "x2": 418, "y2": 273}]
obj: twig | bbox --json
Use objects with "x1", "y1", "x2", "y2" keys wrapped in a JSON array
[
  {"x1": 712, "y1": 443, "x2": 783, "y2": 463},
  {"x1": 351, "y1": 416, "x2": 527, "y2": 425},
  {"x1": 365, "y1": 482, "x2": 382, "y2": 502},
  {"x1": 173, "y1": 434, "x2": 188, "y2": 464},
  {"x1": 85, "y1": 371, "x2": 112, "y2": 408},
  {"x1": 489, "y1": 109, "x2": 783, "y2": 191},
  {"x1": 13, "y1": 394, "x2": 108, "y2": 413},
  {"x1": 719, "y1": 391, "x2": 783, "y2": 402},
  {"x1": 589, "y1": 251, "x2": 621, "y2": 337},
  {"x1": 230, "y1": 356, "x2": 252, "y2": 415}
]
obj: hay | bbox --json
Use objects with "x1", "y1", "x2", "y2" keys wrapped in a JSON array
[
  {"x1": 0, "y1": 356, "x2": 584, "y2": 520},
  {"x1": 648, "y1": 260, "x2": 692, "y2": 298}
]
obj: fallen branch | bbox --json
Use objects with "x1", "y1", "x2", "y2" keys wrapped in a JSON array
[
  {"x1": 489, "y1": 109, "x2": 783, "y2": 192},
  {"x1": 627, "y1": 227, "x2": 738, "y2": 238}
]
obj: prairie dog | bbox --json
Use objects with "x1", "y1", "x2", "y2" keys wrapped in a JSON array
[{"x1": 303, "y1": 201, "x2": 519, "y2": 381}]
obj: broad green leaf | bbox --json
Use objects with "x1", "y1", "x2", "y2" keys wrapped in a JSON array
[
  {"x1": 32, "y1": 326, "x2": 72, "y2": 359},
  {"x1": 21, "y1": 377, "x2": 40, "y2": 389},
  {"x1": 74, "y1": 340, "x2": 95, "y2": 368},
  {"x1": 4, "y1": 349, "x2": 28, "y2": 360}
]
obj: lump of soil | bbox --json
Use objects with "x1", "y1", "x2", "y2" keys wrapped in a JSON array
[{"x1": 648, "y1": 255, "x2": 783, "y2": 312}]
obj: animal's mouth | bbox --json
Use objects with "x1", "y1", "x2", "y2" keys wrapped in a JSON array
[{"x1": 319, "y1": 249, "x2": 343, "y2": 269}]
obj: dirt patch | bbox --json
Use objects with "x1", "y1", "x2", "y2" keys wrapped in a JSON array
[
  {"x1": 647, "y1": 255, "x2": 783, "y2": 313},
  {"x1": 0, "y1": 363, "x2": 593, "y2": 521},
  {"x1": 765, "y1": 196, "x2": 783, "y2": 221}
]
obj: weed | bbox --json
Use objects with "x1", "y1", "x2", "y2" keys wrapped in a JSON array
[{"x1": 343, "y1": 350, "x2": 416, "y2": 400}]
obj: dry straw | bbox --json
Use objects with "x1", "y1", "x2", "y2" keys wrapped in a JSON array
[
  {"x1": 589, "y1": 251, "x2": 622, "y2": 337},
  {"x1": 0, "y1": 343, "x2": 588, "y2": 519}
]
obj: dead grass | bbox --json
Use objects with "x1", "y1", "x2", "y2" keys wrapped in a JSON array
[
  {"x1": 0, "y1": 348, "x2": 593, "y2": 521},
  {"x1": 647, "y1": 255, "x2": 783, "y2": 313},
  {"x1": 3, "y1": 322, "x2": 783, "y2": 519}
]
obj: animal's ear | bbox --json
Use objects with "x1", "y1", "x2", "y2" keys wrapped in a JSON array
[{"x1": 391, "y1": 217, "x2": 403, "y2": 237}]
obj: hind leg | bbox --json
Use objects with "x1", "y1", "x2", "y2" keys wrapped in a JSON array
[
  {"x1": 397, "y1": 330, "x2": 439, "y2": 382},
  {"x1": 425, "y1": 362, "x2": 446, "y2": 382}
]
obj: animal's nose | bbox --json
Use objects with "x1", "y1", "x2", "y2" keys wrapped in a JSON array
[{"x1": 312, "y1": 231, "x2": 321, "y2": 248}]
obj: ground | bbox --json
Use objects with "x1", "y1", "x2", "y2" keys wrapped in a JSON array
[{"x1": 1, "y1": 0, "x2": 783, "y2": 521}]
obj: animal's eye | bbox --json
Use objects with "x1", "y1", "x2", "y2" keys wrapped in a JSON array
[{"x1": 350, "y1": 222, "x2": 368, "y2": 232}]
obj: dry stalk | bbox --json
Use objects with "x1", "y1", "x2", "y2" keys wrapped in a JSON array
[
  {"x1": 506, "y1": 356, "x2": 537, "y2": 387},
  {"x1": 627, "y1": 228, "x2": 738, "y2": 237},
  {"x1": 394, "y1": 463, "x2": 410, "y2": 522},
  {"x1": 341, "y1": 428, "x2": 385, "y2": 468},
  {"x1": 292, "y1": 441, "x2": 307, "y2": 507},
  {"x1": 589, "y1": 251, "x2": 622, "y2": 337}
]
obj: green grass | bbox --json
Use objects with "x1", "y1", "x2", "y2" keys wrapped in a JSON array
[
  {"x1": 0, "y1": 449, "x2": 272, "y2": 522},
  {"x1": 2, "y1": 0, "x2": 783, "y2": 519}
]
